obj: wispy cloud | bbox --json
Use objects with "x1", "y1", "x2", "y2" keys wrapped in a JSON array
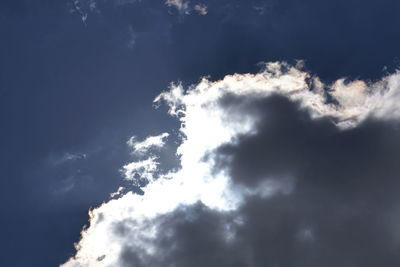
[
  {"x1": 165, "y1": 0, "x2": 208, "y2": 16},
  {"x1": 69, "y1": 0, "x2": 100, "y2": 25},
  {"x1": 165, "y1": 0, "x2": 190, "y2": 14},
  {"x1": 194, "y1": 3, "x2": 207, "y2": 15},
  {"x1": 127, "y1": 133, "x2": 169, "y2": 155}
]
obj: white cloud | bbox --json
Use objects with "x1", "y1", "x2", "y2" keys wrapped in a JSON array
[
  {"x1": 69, "y1": 0, "x2": 89, "y2": 25},
  {"x1": 69, "y1": 0, "x2": 207, "y2": 26},
  {"x1": 194, "y1": 4, "x2": 207, "y2": 15},
  {"x1": 69, "y1": 0, "x2": 137, "y2": 25},
  {"x1": 122, "y1": 157, "x2": 158, "y2": 181},
  {"x1": 165, "y1": 0, "x2": 190, "y2": 14},
  {"x1": 127, "y1": 133, "x2": 169, "y2": 155},
  {"x1": 165, "y1": 0, "x2": 208, "y2": 16},
  {"x1": 69, "y1": 0, "x2": 100, "y2": 25},
  {"x1": 61, "y1": 62, "x2": 400, "y2": 267}
]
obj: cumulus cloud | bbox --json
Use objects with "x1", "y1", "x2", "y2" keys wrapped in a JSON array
[{"x1": 61, "y1": 62, "x2": 400, "y2": 267}]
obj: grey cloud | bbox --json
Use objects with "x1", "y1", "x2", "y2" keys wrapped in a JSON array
[
  {"x1": 214, "y1": 94, "x2": 400, "y2": 266},
  {"x1": 116, "y1": 94, "x2": 400, "y2": 267}
]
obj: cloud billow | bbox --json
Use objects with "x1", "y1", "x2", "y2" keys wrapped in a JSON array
[
  {"x1": 62, "y1": 62, "x2": 400, "y2": 267},
  {"x1": 213, "y1": 95, "x2": 400, "y2": 266}
]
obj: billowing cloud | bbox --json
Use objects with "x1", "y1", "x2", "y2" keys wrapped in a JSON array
[{"x1": 61, "y1": 62, "x2": 400, "y2": 267}]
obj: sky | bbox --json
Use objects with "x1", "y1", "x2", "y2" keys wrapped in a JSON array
[{"x1": 1, "y1": 0, "x2": 400, "y2": 266}]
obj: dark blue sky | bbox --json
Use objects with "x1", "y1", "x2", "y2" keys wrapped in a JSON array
[{"x1": 1, "y1": 0, "x2": 400, "y2": 266}]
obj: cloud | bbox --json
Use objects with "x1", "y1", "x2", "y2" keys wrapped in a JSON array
[
  {"x1": 69, "y1": 0, "x2": 88, "y2": 25},
  {"x1": 49, "y1": 152, "x2": 87, "y2": 166},
  {"x1": 69, "y1": 0, "x2": 208, "y2": 26},
  {"x1": 122, "y1": 157, "x2": 158, "y2": 181},
  {"x1": 68, "y1": 0, "x2": 140, "y2": 25},
  {"x1": 194, "y1": 4, "x2": 207, "y2": 15},
  {"x1": 61, "y1": 62, "x2": 400, "y2": 267},
  {"x1": 165, "y1": 0, "x2": 190, "y2": 14},
  {"x1": 69, "y1": 0, "x2": 100, "y2": 25},
  {"x1": 127, "y1": 133, "x2": 169, "y2": 155},
  {"x1": 165, "y1": 0, "x2": 208, "y2": 16}
]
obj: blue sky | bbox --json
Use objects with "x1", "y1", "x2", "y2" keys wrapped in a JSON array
[{"x1": 1, "y1": 1, "x2": 400, "y2": 266}]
